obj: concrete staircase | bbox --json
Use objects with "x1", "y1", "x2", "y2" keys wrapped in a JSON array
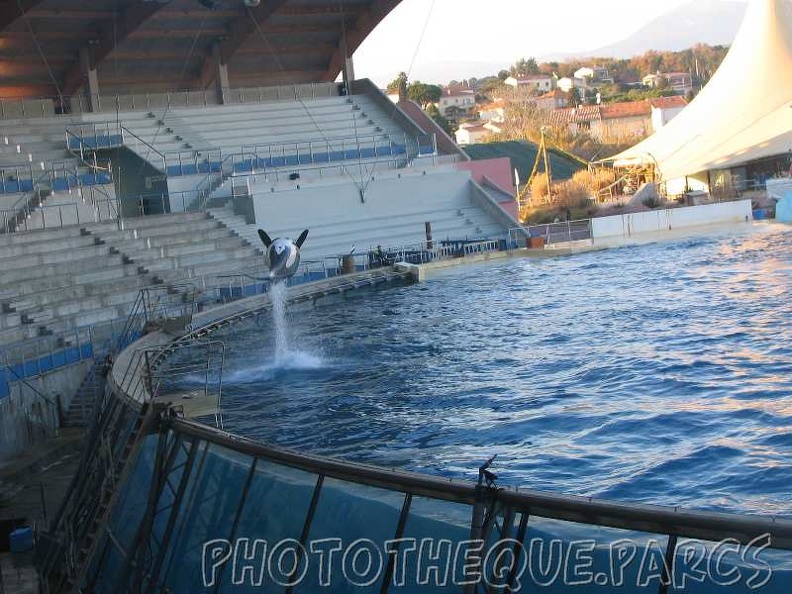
[{"x1": 0, "y1": 212, "x2": 264, "y2": 355}]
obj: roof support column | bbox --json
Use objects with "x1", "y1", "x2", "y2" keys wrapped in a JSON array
[
  {"x1": 79, "y1": 46, "x2": 100, "y2": 112},
  {"x1": 340, "y1": 35, "x2": 355, "y2": 92},
  {"x1": 213, "y1": 42, "x2": 230, "y2": 104}
]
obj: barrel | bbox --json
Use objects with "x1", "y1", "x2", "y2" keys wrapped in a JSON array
[{"x1": 341, "y1": 254, "x2": 356, "y2": 274}]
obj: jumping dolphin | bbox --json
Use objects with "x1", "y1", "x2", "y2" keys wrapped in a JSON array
[{"x1": 257, "y1": 228, "x2": 309, "y2": 280}]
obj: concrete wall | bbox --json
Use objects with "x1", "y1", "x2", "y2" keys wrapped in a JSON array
[
  {"x1": 0, "y1": 361, "x2": 89, "y2": 462},
  {"x1": 249, "y1": 167, "x2": 500, "y2": 258},
  {"x1": 108, "y1": 147, "x2": 168, "y2": 216},
  {"x1": 455, "y1": 157, "x2": 513, "y2": 193},
  {"x1": 591, "y1": 200, "x2": 754, "y2": 239},
  {"x1": 253, "y1": 168, "x2": 469, "y2": 231}
]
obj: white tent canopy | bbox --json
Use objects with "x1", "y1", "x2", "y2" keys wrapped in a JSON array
[{"x1": 608, "y1": 0, "x2": 792, "y2": 182}]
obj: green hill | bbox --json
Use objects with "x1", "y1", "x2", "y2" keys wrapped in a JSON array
[{"x1": 463, "y1": 140, "x2": 585, "y2": 183}]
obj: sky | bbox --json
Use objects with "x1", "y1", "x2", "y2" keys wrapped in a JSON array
[{"x1": 352, "y1": 0, "x2": 701, "y2": 86}]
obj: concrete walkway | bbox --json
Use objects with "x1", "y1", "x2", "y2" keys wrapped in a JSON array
[{"x1": 0, "y1": 428, "x2": 85, "y2": 594}]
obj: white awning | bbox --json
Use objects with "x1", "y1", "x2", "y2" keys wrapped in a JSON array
[{"x1": 608, "y1": 0, "x2": 792, "y2": 180}]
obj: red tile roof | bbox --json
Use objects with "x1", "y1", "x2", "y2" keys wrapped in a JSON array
[
  {"x1": 649, "y1": 96, "x2": 688, "y2": 109},
  {"x1": 552, "y1": 97, "x2": 688, "y2": 125}
]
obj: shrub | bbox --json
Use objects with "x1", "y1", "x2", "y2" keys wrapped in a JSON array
[
  {"x1": 642, "y1": 196, "x2": 663, "y2": 209},
  {"x1": 555, "y1": 179, "x2": 589, "y2": 208},
  {"x1": 530, "y1": 175, "x2": 550, "y2": 203}
]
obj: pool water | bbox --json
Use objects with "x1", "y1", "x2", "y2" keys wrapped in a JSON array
[{"x1": 206, "y1": 222, "x2": 792, "y2": 517}]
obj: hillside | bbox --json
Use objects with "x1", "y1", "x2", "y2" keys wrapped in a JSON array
[{"x1": 569, "y1": 0, "x2": 746, "y2": 58}]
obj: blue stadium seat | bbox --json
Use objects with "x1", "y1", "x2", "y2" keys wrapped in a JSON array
[{"x1": 1, "y1": 181, "x2": 19, "y2": 193}]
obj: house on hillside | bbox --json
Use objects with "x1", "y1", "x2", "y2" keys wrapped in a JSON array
[
  {"x1": 556, "y1": 76, "x2": 587, "y2": 93},
  {"x1": 455, "y1": 122, "x2": 491, "y2": 145},
  {"x1": 642, "y1": 72, "x2": 693, "y2": 94},
  {"x1": 550, "y1": 97, "x2": 688, "y2": 142},
  {"x1": 483, "y1": 120, "x2": 506, "y2": 135},
  {"x1": 478, "y1": 101, "x2": 506, "y2": 123},
  {"x1": 535, "y1": 89, "x2": 568, "y2": 111},
  {"x1": 574, "y1": 66, "x2": 614, "y2": 84},
  {"x1": 504, "y1": 74, "x2": 555, "y2": 93},
  {"x1": 649, "y1": 95, "x2": 688, "y2": 128},
  {"x1": 437, "y1": 85, "x2": 477, "y2": 117}
]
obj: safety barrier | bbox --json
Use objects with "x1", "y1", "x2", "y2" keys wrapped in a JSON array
[
  {"x1": 0, "y1": 83, "x2": 342, "y2": 121},
  {"x1": 34, "y1": 275, "x2": 792, "y2": 593}
]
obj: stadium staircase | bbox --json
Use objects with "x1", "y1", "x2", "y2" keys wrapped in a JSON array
[
  {"x1": 1, "y1": 118, "x2": 116, "y2": 233},
  {"x1": 207, "y1": 190, "x2": 505, "y2": 262},
  {"x1": 0, "y1": 213, "x2": 262, "y2": 356}
]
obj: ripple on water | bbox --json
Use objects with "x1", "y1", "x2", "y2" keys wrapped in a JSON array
[{"x1": 206, "y1": 224, "x2": 792, "y2": 517}]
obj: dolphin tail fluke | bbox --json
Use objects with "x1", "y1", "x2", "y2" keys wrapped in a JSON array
[
  {"x1": 257, "y1": 229, "x2": 273, "y2": 247},
  {"x1": 295, "y1": 229, "x2": 309, "y2": 248}
]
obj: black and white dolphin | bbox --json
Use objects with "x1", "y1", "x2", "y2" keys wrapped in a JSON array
[{"x1": 257, "y1": 228, "x2": 309, "y2": 280}]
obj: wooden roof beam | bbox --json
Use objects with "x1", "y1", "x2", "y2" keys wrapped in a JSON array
[
  {"x1": 61, "y1": 2, "x2": 168, "y2": 97},
  {"x1": 196, "y1": 0, "x2": 289, "y2": 89},
  {"x1": 320, "y1": 0, "x2": 402, "y2": 82},
  {"x1": 0, "y1": 0, "x2": 46, "y2": 31}
]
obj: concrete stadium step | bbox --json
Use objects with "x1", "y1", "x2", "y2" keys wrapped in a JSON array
[
  {"x1": 159, "y1": 96, "x2": 352, "y2": 120},
  {"x1": 35, "y1": 304, "x2": 128, "y2": 339},
  {"x1": 0, "y1": 311, "x2": 22, "y2": 331},
  {"x1": 156, "y1": 237, "x2": 247, "y2": 258},
  {"x1": 206, "y1": 207, "x2": 264, "y2": 252},
  {"x1": 86, "y1": 237, "x2": 247, "y2": 271},
  {"x1": 174, "y1": 246, "x2": 257, "y2": 268},
  {"x1": 0, "y1": 223, "x2": 91, "y2": 247},
  {"x1": 0, "y1": 243, "x2": 114, "y2": 274},
  {"x1": 0, "y1": 254, "x2": 130, "y2": 289},
  {"x1": 2, "y1": 272, "x2": 153, "y2": 309},
  {"x1": 72, "y1": 264, "x2": 151, "y2": 286},
  {"x1": 81, "y1": 229, "x2": 230, "y2": 258},
  {"x1": 0, "y1": 324, "x2": 40, "y2": 344},
  {"x1": 86, "y1": 219, "x2": 223, "y2": 243},
  {"x1": 18, "y1": 293, "x2": 136, "y2": 328},
  {"x1": 0, "y1": 233, "x2": 101, "y2": 258},
  {"x1": 80, "y1": 211, "x2": 210, "y2": 234}
]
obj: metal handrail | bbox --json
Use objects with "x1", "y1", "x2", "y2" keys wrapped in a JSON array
[
  {"x1": 239, "y1": 131, "x2": 412, "y2": 156},
  {"x1": 170, "y1": 416, "x2": 792, "y2": 549},
  {"x1": 0, "y1": 82, "x2": 342, "y2": 121},
  {"x1": 118, "y1": 125, "x2": 166, "y2": 171}
]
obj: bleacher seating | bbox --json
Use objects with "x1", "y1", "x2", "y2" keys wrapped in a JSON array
[
  {"x1": 0, "y1": 212, "x2": 262, "y2": 355},
  {"x1": 0, "y1": 83, "x2": 511, "y2": 357},
  {"x1": 74, "y1": 93, "x2": 419, "y2": 180}
]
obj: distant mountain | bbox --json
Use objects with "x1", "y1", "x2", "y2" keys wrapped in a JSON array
[{"x1": 551, "y1": 0, "x2": 747, "y2": 60}]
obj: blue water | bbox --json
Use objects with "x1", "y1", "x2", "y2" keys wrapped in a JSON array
[{"x1": 208, "y1": 222, "x2": 792, "y2": 517}]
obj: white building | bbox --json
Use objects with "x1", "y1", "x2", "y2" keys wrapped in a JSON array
[
  {"x1": 437, "y1": 87, "x2": 476, "y2": 117},
  {"x1": 503, "y1": 75, "x2": 554, "y2": 93},
  {"x1": 556, "y1": 77, "x2": 587, "y2": 93},
  {"x1": 574, "y1": 66, "x2": 613, "y2": 84},
  {"x1": 455, "y1": 122, "x2": 491, "y2": 145}
]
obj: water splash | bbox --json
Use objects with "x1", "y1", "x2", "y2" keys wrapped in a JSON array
[
  {"x1": 269, "y1": 281, "x2": 290, "y2": 363},
  {"x1": 266, "y1": 280, "x2": 325, "y2": 372}
]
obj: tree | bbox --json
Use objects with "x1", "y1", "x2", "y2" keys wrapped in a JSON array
[
  {"x1": 497, "y1": 70, "x2": 509, "y2": 81},
  {"x1": 510, "y1": 57, "x2": 539, "y2": 77},
  {"x1": 445, "y1": 105, "x2": 464, "y2": 123},
  {"x1": 426, "y1": 104, "x2": 452, "y2": 136},
  {"x1": 566, "y1": 87, "x2": 581, "y2": 106},
  {"x1": 407, "y1": 82, "x2": 442, "y2": 108},
  {"x1": 386, "y1": 71, "x2": 409, "y2": 97}
]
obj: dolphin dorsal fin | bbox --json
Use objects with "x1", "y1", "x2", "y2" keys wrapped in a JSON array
[
  {"x1": 257, "y1": 229, "x2": 273, "y2": 247},
  {"x1": 295, "y1": 229, "x2": 309, "y2": 248}
]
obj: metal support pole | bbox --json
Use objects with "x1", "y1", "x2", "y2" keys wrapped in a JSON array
[{"x1": 379, "y1": 493, "x2": 412, "y2": 594}]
